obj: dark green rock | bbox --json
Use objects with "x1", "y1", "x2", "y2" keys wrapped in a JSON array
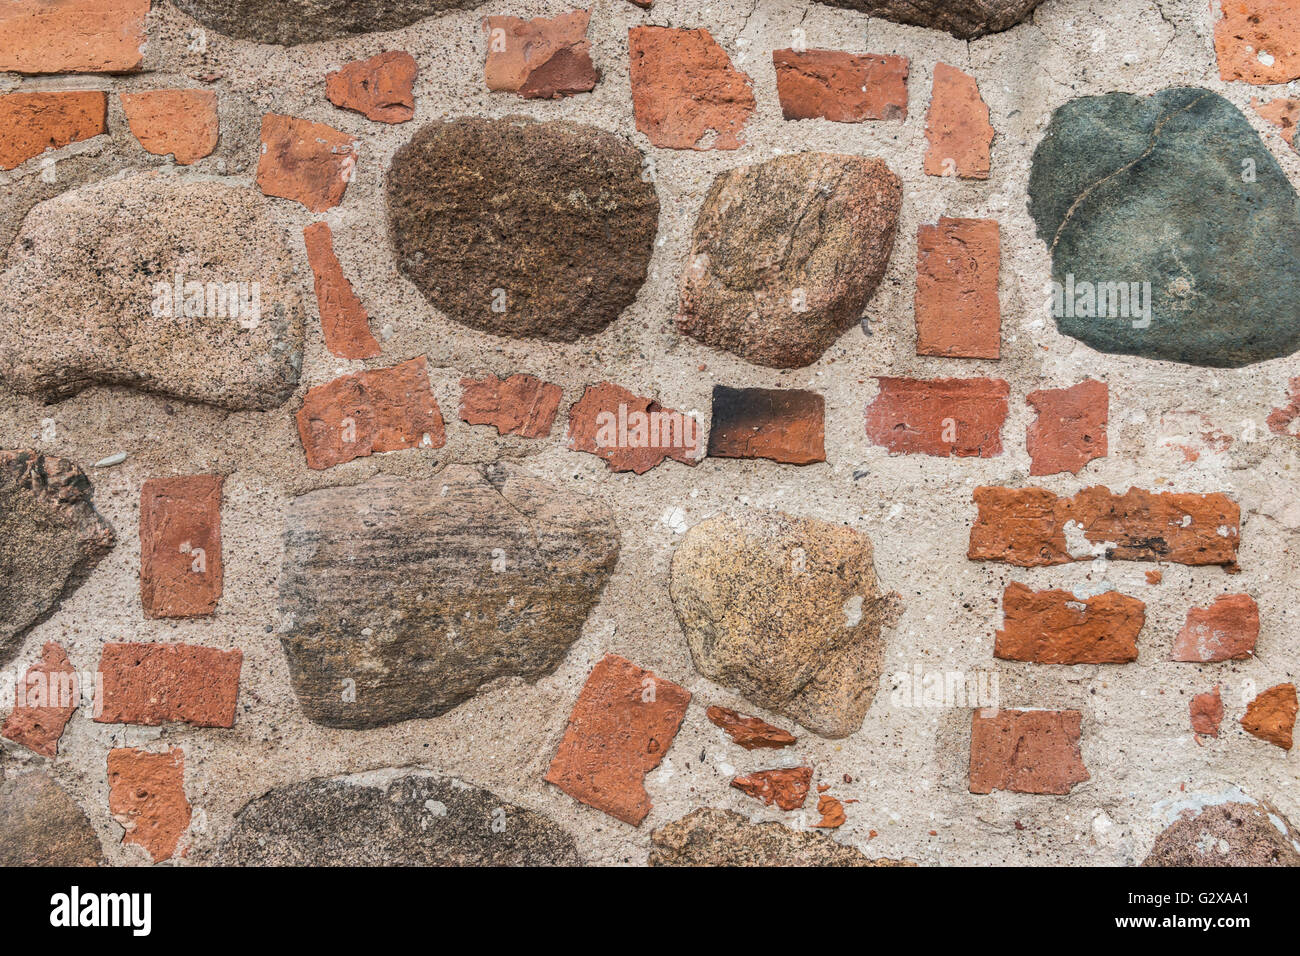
[{"x1": 1028, "y1": 87, "x2": 1300, "y2": 368}]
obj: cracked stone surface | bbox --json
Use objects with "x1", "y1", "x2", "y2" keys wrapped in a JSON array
[
  {"x1": 1144, "y1": 798, "x2": 1300, "y2": 866},
  {"x1": 171, "y1": 0, "x2": 487, "y2": 45},
  {"x1": 812, "y1": 0, "x2": 1045, "y2": 39}
]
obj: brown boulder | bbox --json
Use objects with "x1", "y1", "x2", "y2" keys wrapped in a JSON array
[
  {"x1": 650, "y1": 807, "x2": 910, "y2": 866},
  {"x1": 1144, "y1": 798, "x2": 1300, "y2": 866}
]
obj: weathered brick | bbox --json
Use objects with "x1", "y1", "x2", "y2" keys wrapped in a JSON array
[
  {"x1": 96, "y1": 643, "x2": 242, "y2": 728},
  {"x1": 773, "y1": 49, "x2": 908, "y2": 122},
  {"x1": 567, "y1": 382, "x2": 701, "y2": 474},
  {"x1": 707, "y1": 385, "x2": 825, "y2": 465},
  {"x1": 1, "y1": 642, "x2": 78, "y2": 757},
  {"x1": 995, "y1": 583, "x2": 1144, "y2": 664},
  {"x1": 1215, "y1": 0, "x2": 1300, "y2": 85},
  {"x1": 0, "y1": 91, "x2": 107, "y2": 171},
  {"x1": 484, "y1": 11, "x2": 599, "y2": 99},
  {"x1": 107, "y1": 747, "x2": 191, "y2": 862},
  {"x1": 140, "y1": 475, "x2": 223, "y2": 619},
  {"x1": 1190, "y1": 686, "x2": 1224, "y2": 737},
  {"x1": 1026, "y1": 379, "x2": 1108, "y2": 476},
  {"x1": 811, "y1": 794, "x2": 847, "y2": 828},
  {"x1": 731, "y1": 766, "x2": 812, "y2": 811},
  {"x1": 969, "y1": 709, "x2": 1089, "y2": 795},
  {"x1": 924, "y1": 62, "x2": 992, "y2": 179},
  {"x1": 915, "y1": 217, "x2": 1000, "y2": 358},
  {"x1": 302, "y1": 222, "x2": 380, "y2": 360},
  {"x1": 459, "y1": 372, "x2": 561, "y2": 439},
  {"x1": 865, "y1": 377, "x2": 1008, "y2": 457},
  {"x1": 545, "y1": 653, "x2": 691, "y2": 826},
  {"x1": 1254, "y1": 97, "x2": 1300, "y2": 151},
  {"x1": 296, "y1": 357, "x2": 446, "y2": 470},
  {"x1": 119, "y1": 90, "x2": 219, "y2": 165},
  {"x1": 706, "y1": 705, "x2": 796, "y2": 750},
  {"x1": 1171, "y1": 593, "x2": 1258, "y2": 662},
  {"x1": 256, "y1": 113, "x2": 359, "y2": 213},
  {"x1": 1242, "y1": 682, "x2": 1296, "y2": 750},
  {"x1": 0, "y1": 0, "x2": 147, "y2": 74},
  {"x1": 326, "y1": 50, "x2": 417, "y2": 123},
  {"x1": 1267, "y1": 375, "x2": 1300, "y2": 436}
]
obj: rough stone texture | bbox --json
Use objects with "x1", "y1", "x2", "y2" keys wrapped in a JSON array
[
  {"x1": 1028, "y1": 87, "x2": 1300, "y2": 368},
  {"x1": 773, "y1": 49, "x2": 908, "y2": 122},
  {"x1": 1171, "y1": 593, "x2": 1259, "y2": 662},
  {"x1": 1241, "y1": 683, "x2": 1297, "y2": 750},
  {"x1": 388, "y1": 117, "x2": 659, "y2": 341},
  {"x1": 171, "y1": 0, "x2": 486, "y2": 45},
  {"x1": 969, "y1": 709, "x2": 1090, "y2": 795},
  {"x1": 1214, "y1": 0, "x2": 1300, "y2": 85},
  {"x1": 706, "y1": 386, "x2": 826, "y2": 465},
  {"x1": 302, "y1": 222, "x2": 381, "y2": 360},
  {"x1": 1, "y1": 642, "x2": 78, "y2": 757},
  {"x1": 1144, "y1": 799, "x2": 1300, "y2": 866},
  {"x1": 915, "y1": 217, "x2": 1000, "y2": 358},
  {"x1": 0, "y1": 772, "x2": 102, "y2": 866},
  {"x1": 140, "y1": 475, "x2": 224, "y2": 619},
  {"x1": 0, "y1": 451, "x2": 114, "y2": 666},
  {"x1": 670, "y1": 511, "x2": 901, "y2": 738},
  {"x1": 1026, "y1": 379, "x2": 1108, "y2": 476},
  {"x1": 119, "y1": 90, "x2": 219, "y2": 165},
  {"x1": 106, "y1": 747, "x2": 191, "y2": 863},
  {"x1": 811, "y1": 0, "x2": 1045, "y2": 39},
  {"x1": 208, "y1": 771, "x2": 581, "y2": 865},
  {"x1": 459, "y1": 373, "x2": 562, "y2": 439},
  {"x1": 676, "y1": 152, "x2": 901, "y2": 368},
  {"x1": 257, "y1": 113, "x2": 359, "y2": 213},
  {"x1": 0, "y1": 174, "x2": 304, "y2": 410},
  {"x1": 566, "y1": 382, "x2": 701, "y2": 474},
  {"x1": 96, "y1": 643, "x2": 242, "y2": 728},
  {"x1": 628, "y1": 26, "x2": 756, "y2": 150},
  {"x1": 279, "y1": 465, "x2": 619, "y2": 728},
  {"x1": 705, "y1": 706, "x2": 796, "y2": 750},
  {"x1": 994, "y1": 583, "x2": 1144, "y2": 664},
  {"x1": 0, "y1": 91, "x2": 107, "y2": 171},
  {"x1": 924, "y1": 63, "x2": 993, "y2": 179},
  {"x1": 1254, "y1": 97, "x2": 1300, "y2": 151},
  {"x1": 1190, "y1": 686, "x2": 1224, "y2": 737},
  {"x1": 326, "y1": 51, "x2": 417, "y2": 123},
  {"x1": 865, "y1": 377, "x2": 1009, "y2": 458},
  {"x1": 968, "y1": 486, "x2": 1241, "y2": 569},
  {"x1": 545, "y1": 654, "x2": 691, "y2": 826},
  {"x1": 295, "y1": 357, "x2": 445, "y2": 470},
  {"x1": 0, "y1": 0, "x2": 147, "y2": 73},
  {"x1": 649, "y1": 808, "x2": 908, "y2": 866},
  {"x1": 484, "y1": 11, "x2": 599, "y2": 100},
  {"x1": 731, "y1": 767, "x2": 812, "y2": 811}
]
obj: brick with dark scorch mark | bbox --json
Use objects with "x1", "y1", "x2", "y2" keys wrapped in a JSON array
[{"x1": 707, "y1": 385, "x2": 825, "y2": 465}]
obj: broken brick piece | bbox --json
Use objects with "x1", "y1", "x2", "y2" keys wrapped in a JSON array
[
  {"x1": 544, "y1": 653, "x2": 691, "y2": 826},
  {"x1": 1242, "y1": 683, "x2": 1296, "y2": 750},
  {"x1": 302, "y1": 222, "x2": 381, "y2": 360},
  {"x1": 969, "y1": 709, "x2": 1089, "y2": 795},
  {"x1": 119, "y1": 90, "x2": 219, "y2": 165},
  {"x1": 1026, "y1": 379, "x2": 1108, "y2": 476},
  {"x1": 772, "y1": 49, "x2": 908, "y2": 122},
  {"x1": 706, "y1": 705, "x2": 796, "y2": 750},
  {"x1": 968, "y1": 486, "x2": 1241, "y2": 569},
  {"x1": 915, "y1": 217, "x2": 1000, "y2": 359},
  {"x1": 924, "y1": 62, "x2": 992, "y2": 179},
  {"x1": 326, "y1": 50, "x2": 417, "y2": 123},
  {"x1": 0, "y1": 91, "x2": 107, "y2": 171},
  {"x1": 1254, "y1": 97, "x2": 1300, "y2": 151},
  {"x1": 107, "y1": 747, "x2": 191, "y2": 862},
  {"x1": 1, "y1": 642, "x2": 78, "y2": 757},
  {"x1": 865, "y1": 377, "x2": 1008, "y2": 457},
  {"x1": 140, "y1": 475, "x2": 223, "y2": 619},
  {"x1": 459, "y1": 373, "x2": 562, "y2": 439},
  {"x1": 484, "y1": 11, "x2": 599, "y2": 100},
  {"x1": 707, "y1": 385, "x2": 825, "y2": 465},
  {"x1": 0, "y1": 0, "x2": 148, "y2": 74},
  {"x1": 96, "y1": 643, "x2": 242, "y2": 728},
  {"x1": 566, "y1": 382, "x2": 701, "y2": 474},
  {"x1": 256, "y1": 113, "x2": 359, "y2": 213},
  {"x1": 731, "y1": 766, "x2": 812, "y2": 811},
  {"x1": 1215, "y1": 0, "x2": 1300, "y2": 85},
  {"x1": 1171, "y1": 593, "x2": 1259, "y2": 662},
  {"x1": 995, "y1": 582, "x2": 1144, "y2": 664},
  {"x1": 811, "y1": 794, "x2": 846, "y2": 828},
  {"x1": 296, "y1": 357, "x2": 446, "y2": 470},
  {"x1": 628, "y1": 26, "x2": 755, "y2": 150},
  {"x1": 1190, "y1": 686, "x2": 1224, "y2": 737},
  {"x1": 1267, "y1": 376, "x2": 1300, "y2": 437}
]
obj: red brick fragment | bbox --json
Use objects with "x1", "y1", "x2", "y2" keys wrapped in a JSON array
[
  {"x1": 1171, "y1": 593, "x2": 1259, "y2": 662},
  {"x1": 969, "y1": 709, "x2": 1089, "y2": 795},
  {"x1": 811, "y1": 794, "x2": 846, "y2": 828},
  {"x1": 566, "y1": 382, "x2": 701, "y2": 474},
  {"x1": 326, "y1": 50, "x2": 417, "y2": 123},
  {"x1": 2, "y1": 642, "x2": 78, "y2": 757},
  {"x1": 1242, "y1": 683, "x2": 1297, "y2": 750},
  {"x1": 707, "y1": 385, "x2": 825, "y2": 465},
  {"x1": 1190, "y1": 686, "x2": 1224, "y2": 737},
  {"x1": 120, "y1": 90, "x2": 219, "y2": 165},
  {"x1": 0, "y1": 91, "x2": 107, "y2": 171},
  {"x1": 730, "y1": 767, "x2": 812, "y2": 811},
  {"x1": 96, "y1": 643, "x2": 242, "y2": 728},
  {"x1": 256, "y1": 113, "x2": 359, "y2": 213},
  {"x1": 459, "y1": 373, "x2": 562, "y2": 439},
  {"x1": 302, "y1": 222, "x2": 380, "y2": 360},
  {"x1": 628, "y1": 26, "x2": 755, "y2": 150},
  {"x1": 484, "y1": 11, "x2": 599, "y2": 100},
  {"x1": 545, "y1": 653, "x2": 691, "y2": 826},
  {"x1": 1267, "y1": 376, "x2": 1300, "y2": 437},
  {"x1": 107, "y1": 747, "x2": 191, "y2": 862},
  {"x1": 924, "y1": 62, "x2": 992, "y2": 179},
  {"x1": 140, "y1": 475, "x2": 223, "y2": 619},
  {"x1": 0, "y1": 0, "x2": 148, "y2": 74},
  {"x1": 772, "y1": 49, "x2": 908, "y2": 122},
  {"x1": 915, "y1": 217, "x2": 1000, "y2": 359},
  {"x1": 1215, "y1": 0, "x2": 1300, "y2": 85},
  {"x1": 1254, "y1": 97, "x2": 1300, "y2": 150},
  {"x1": 995, "y1": 583, "x2": 1144, "y2": 664},
  {"x1": 865, "y1": 377, "x2": 1008, "y2": 458},
  {"x1": 968, "y1": 486, "x2": 1241, "y2": 569},
  {"x1": 1026, "y1": 379, "x2": 1108, "y2": 476},
  {"x1": 706, "y1": 705, "x2": 796, "y2": 750},
  {"x1": 296, "y1": 357, "x2": 446, "y2": 470},
  {"x1": 1146, "y1": 570, "x2": 1163, "y2": 585}
]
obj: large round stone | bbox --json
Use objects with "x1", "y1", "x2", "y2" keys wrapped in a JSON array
[{"x1": 170, "y1": 0, "x2": 485, "y2": 46}]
